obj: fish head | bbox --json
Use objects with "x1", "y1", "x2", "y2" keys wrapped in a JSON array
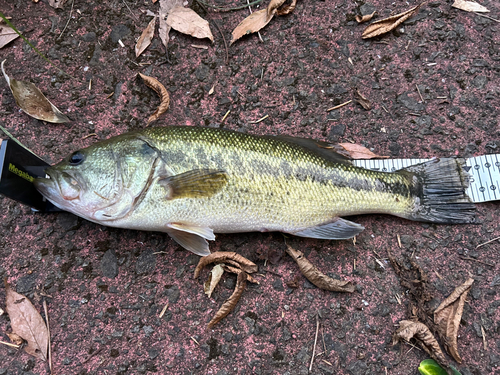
[{"x1": 34, "y1": 135, "x2": 159, "y2": 223}]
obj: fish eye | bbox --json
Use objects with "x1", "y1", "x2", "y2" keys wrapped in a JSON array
[{"x1": 69, "y1": 151, "x2": 85, "y2": 165}]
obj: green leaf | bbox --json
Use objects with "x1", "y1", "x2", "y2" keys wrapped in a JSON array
[{"x1": 418, "y1": 359, "x2": 462, "y2": 375}]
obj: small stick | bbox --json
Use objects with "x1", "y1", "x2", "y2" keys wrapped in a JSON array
[
  {"x1": 327, "y1": 100, "x2": 352, "y2": 112},
  {"x1": 58, "y1": 0, "x2": 75, "y2": 40},
  {"x1": 309, "y1": 313, "x2": 320, "y2": 371},
  {"x1": 221, "y1": 110, "x2": 231, "y2": 123},
  {"x1": 43, "y1": 300, "x2": 52, "y2": 373},
  {"x1": 190, "y1": 336, "x2": 200, "y2": 345},
  {"x1": 397, "y1": 234, "x2": 402, "y2": 248},
  {"x1": 459, "y1": 255, "x2": 494, "y2": 267},
  {"x1": 481, "y1": 325, "x2": 487, "y2": 350},
  {"x1": 416, "y1": 84, "x2": 425, "y2": 103},
  {"x1": 474, "y1": 12, "x2": 500, "y2": 23},
  {"x1": 247, "y1": 0, "x2": 264, "y2": 43},
  {"x1": 476, "y1": 235, "x2": 500, "y2": 249},
  {"x1": 249, "y1": 114, "x2": 268, "y2": 124},
  {"x1": 0, "y1": 340, "x2": 20, "y2": 348},
  {"x1": 158, "y1": 303, "x2": 169, "y2": 318}
]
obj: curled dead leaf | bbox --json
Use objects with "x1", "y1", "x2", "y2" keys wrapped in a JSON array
[
  {"x1": 276, "y1": 0, "x2": 296, "y2": 16},
  {"x1": 285, "y1": 245, "x2": 355, "y2": 292},
  {"x1": 194, "y1": 251, "x2": 258, "y2": 278},
  {"x1": 207, "y1": 271, "x2": 247, "y2": 328},
  {"x1": 166, "y1": 7, "x2": 214, "y2": 42},
  {"x1": 356, "y1": 11, "x2": 377, "y2": 23},
  {"x1": 362, "y1": 3, "x2": 423, "y2": 39},
  {"x1": 434, "y1": 278, "x2": 474, "y2": 363},
  {"x1": 5, "y1": 280, "x2": 49, "y2": 361},
  {"x1": 452, "y1": 0, "x2": 489, "y2": 13},
  {"x1": 393, "y1": 319, "x2": 448, "y2": 367},
  {"x1": 138, "y1": 72, "x2": 170, "y2": 124},
  {"x1": 135, "y1": 18, "x2": 156, "y2": 57},
  {"x1": 334, "y1": 143, "x2": 389, "y2": 160},
  {"x1": 1, "y1": 60, "x2": 70, "y2": 123},
  {"x1": 221, "y1": 264, "x2": 259, "y2": 284},
  {"x1": 0, "y1": 26, "x2": 19, "y2": 49},
  {"x1": 355, "y1": 89, "x2": 372, "y2": 110},
  {"x1": 204, "y1": 264, "x2": 225, "y2": 298},
  {"x1": 7, "y1": 332, "x2": 24, "y2": 345},
  {"x1": 48, "y1": 0, "x2": 68, "y2": 9}
]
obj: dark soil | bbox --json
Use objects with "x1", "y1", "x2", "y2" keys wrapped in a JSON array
[{"x1": 1, "y1": 0, "x2": 499, "y2": 374}]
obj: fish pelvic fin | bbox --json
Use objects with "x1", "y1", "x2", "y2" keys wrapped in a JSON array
[
  {"x1": 159, "y1": 169, "x2": 228, "y2": 200},
  {"x1": 289, "y1": 218, "x2": 365, "y2": 240},
  {"x1": 165, "y1": 223, "x2": 215, "y2": 256},
  {"x1": 402, "y1": 158, "x2": 475, "y2": 224}
]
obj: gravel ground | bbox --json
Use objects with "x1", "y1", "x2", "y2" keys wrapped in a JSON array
[{"x1": 0, "y1": 0, "x2": 499, "y2": 374}]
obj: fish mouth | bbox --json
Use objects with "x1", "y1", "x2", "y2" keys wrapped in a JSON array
[{"x1": 33, "y1": 169, "x2": 57, "y2": 199}]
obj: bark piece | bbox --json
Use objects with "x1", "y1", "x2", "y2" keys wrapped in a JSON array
[
  {"x1": 452, "y1": 0, "x2": 489, "y2": 13},
  {"x1": 5, "y1": 280, "x2": 49, "y2": 361},
  {"x1": 0, "y1": 25, "x2": 19, "y2": 49},
  {"x1": 393, "y1": 319, "x2": 447, "y2": 367},
  {"x1": 285, "y1": 245, "x2": 355, "y2": 292},
  {"x1": 138, "y1": 72, "x2": 170, "y2": 124},
  {"x1": 355, "y1": 89, "x2": 372, "y2": 110},
  {"x1": 166, "y1": 7, "x2": 214, "y2": 42},
  {"x1": 434, "y1": 278, "x2": 474, "y2": 363},
  {"x1": 194, "y1": 252, "x2": 258, "y2": 278},
  {"x1": 207, "y1": 271, "x2": 247, "y2": 328},
  {"x1": 204, "y1": 264, "x2": 224, "y2": 298},
  {"x1": 362, "y1": 3, "x2": 423, "y2": 39},
  {"x1": 135, "y1": 17, "x2": 156, "y2": 57},
  {"x1": 1, "y1": 60, "x2": 70, "y2": 123}
]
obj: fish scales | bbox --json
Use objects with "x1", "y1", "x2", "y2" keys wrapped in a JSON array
[{"x1": 34, "y1": 126, "x2": 475, "y2": 256}]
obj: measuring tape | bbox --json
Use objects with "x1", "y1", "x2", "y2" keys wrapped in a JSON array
[{"x1": 353, "y1": 155, "x2": 500, "y2": 204}]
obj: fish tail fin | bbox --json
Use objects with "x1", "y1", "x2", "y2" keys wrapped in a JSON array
[{"x1": 402, "y1": 158, "x2": 475, "y2": 224}]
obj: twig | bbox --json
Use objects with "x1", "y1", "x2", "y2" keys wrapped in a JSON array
[
  {"x1": 248, "y1": 114, "x2": 268, "y2": 124},
  {"x1": 416, "y1": 84, "x2": 425, "y2": 103},
  {"x1": 121, "y1": 0, "x2": 140, "y2": 23},
  {"x1": 474, "y1": 12, "x2": 500, "y2": 23},
  {"x1": 196, "y1": 0, "x2": 264, "y2": 12},
  {"x1": 476, "y1": 235, "x2": 500, "y2": 249},
  {"x1": 327, "y1": 100, "x2": 352, "y2": 111},
  {"x1": 0, "y1": 340, "x2": 20, "y2": 348},
  {"x1": 43, "y1": 300, "x2": 52, "y2": 373},
  {"x1": 481, "y1": 325, "x2": 487, "y2": 350},
  {"x1": 459, "y1": 255, "x2": 494, "y2": 267},
  {"x1": 221, "y1": 110, "x2": 231, "y2": 123},
  {"x1": 309, "y1": 313, "x2": 320, "y2": 371},
  {"x1": 397, "y1": 234, "x2": 401, "y2": 248},
  {"x1": 158, "y1": 303, "x2": 169, "y2": 318},
  {"x1": 58, "y1": 0, "x2": 75, "y2": 40},
  {"x1": 190, "y1": 336, "x2": 200, "y2": 345},
  {"x1": 247, "y1": 0, "x2": 264, "y2": 42}
]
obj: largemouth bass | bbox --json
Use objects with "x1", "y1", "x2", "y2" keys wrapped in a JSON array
[{"x1": 34, "y1": 126, "x2": 475, "y2": 256}]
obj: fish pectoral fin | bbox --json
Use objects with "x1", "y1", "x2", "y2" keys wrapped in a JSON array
[
  {"x1": 165, "y1": 223, "x2": 215, "y2": 256},
  {"x1": 289, "y1": 218, "x2": 365, "y2": 240},
  {"x1": 158, "y1": 169, "x2": 228, "y2": 200}
]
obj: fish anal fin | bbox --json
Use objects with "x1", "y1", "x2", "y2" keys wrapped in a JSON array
[
  {"x1": 159, "y1": 169, "x2": 228, "y2": 200},
  {"x1": 289, "y1": 218, "x2": 364, "y2": 240},
  {"x1": 165, "y1": 223, "x2": 215, "y2": 256}
]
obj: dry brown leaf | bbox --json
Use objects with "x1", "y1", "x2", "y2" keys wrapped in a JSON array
[
  {"x1": 166, "y1": 7, "x2": 214, "y2": 42},
  {"x1": 434, "y1": 278, "x2": 474, "y2": 363},
  {"x1": 138, "y1": 72, "x2": 170, "y2": 124},
  {"x1": 159, "y1": 0, "x2": 184, "y2": 49},
  {"x1": 355, "y1": 89, "x2": 372, "y2": 110},
  {"x1": 1, "y1": 60, "x2": 70, "y2": 123},
  {"x1": 48, "y1": 0, "x2": 68, "y2": 8},
  {"x1": 230, "y1": 9, "x2": 274, "y2": 45},
  {"x1": 0, "y1": 26, "x2": 19, "y2": 49},
  {"x1": 356, "y1": 11, "x2": 377, "y2": 23},
  {"x1": 362, "y1": 3, "x2": 423, "y2": 39},
  {"x1": 135, "y1": 18, "x2": 156, "y2": 57},
  {"x1": 334, "y1": 143, "x2": 388, "y2": 160},
  {"x1": 285, "y1": 245, "x2": 355, "y2": 292},
  {"x1": 7, "y1": 332, "x2": 24, "y2": 345},
  {"x1": 207, "y1": 271, "x2": 247, "y2": 328},
  {"x1": 221, "y1": 264, "x2": 259, "y2": 284},
  {"x1": 5, "y1": 280, "x2": 49, "y2": 361},
  {"x1": 452, "y1": 0, "x2": 489, "y2": 13},
  {"x1": 194, "y1": 252, "x2": 258, "y2": 278},
  {"x1": 393, "y1": 319, "x2": 447, "y2": 366},
  {"x1": 204, "y1": 264, "x2": 225, "y2": 298}
]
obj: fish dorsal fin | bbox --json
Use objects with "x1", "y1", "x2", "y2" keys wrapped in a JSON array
[
  {"x1": 158, "y1": 169, "x2": 228, "y2": 200},
  {"x1": 271, "y1": 135, "x2": 353, "y2": 165},
  {"x1": 165, "y1": 223, "x2": 215, "y2": 256},
  {"x1": 289, "y1": 218, "x2": 364, "y2": 240}
]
